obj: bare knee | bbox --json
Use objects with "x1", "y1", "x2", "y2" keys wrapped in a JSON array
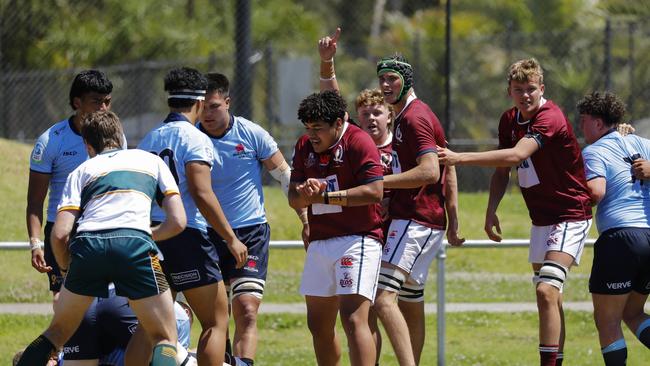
[{"x1": 536, "y1": 284, "x2": 560, "y2": 307}]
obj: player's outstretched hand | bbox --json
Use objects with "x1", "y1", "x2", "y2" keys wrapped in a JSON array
[
  {"x1": 31, "y1": 248, "x2": 52, "y2": 273},
  {"x1": 318, "y1": 27, "x2": 341, "y2": 61},
  {"x1": 632, "y1": 159, "x2": 650, "y2": 180},
  {"x1": 484, "y1": 212, "x2": 502, "y2": 242},
  {"x1": 437, "y1": 146, "x2": 460, "y2": 166},
  {"x1": 228, "y1": 238, "x2": 248, "y2": 269}
]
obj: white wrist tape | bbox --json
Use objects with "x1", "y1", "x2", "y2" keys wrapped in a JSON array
[{"x1": 30, "y1": 239, "x2": 44, "y2": 251}]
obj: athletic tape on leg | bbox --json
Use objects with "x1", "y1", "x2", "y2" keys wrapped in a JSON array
[
  {"x1": 398, "y1": 282, "x2": 424, "y2": 302},
  {"x1": 537, "y1": 260, "x2": 568, "y2": 291},
  {"x1": 230, "y1": 277, "x2": 265, "y2": 299},
  {"x1": 377, "y1": 266, "x2": 406, "y2": 293}
]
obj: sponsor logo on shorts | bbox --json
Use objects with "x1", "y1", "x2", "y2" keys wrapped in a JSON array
[
  {"x1": 339, "y1": 272, "x2": 354, "y2": 288},
  {"x1": 383, "y1": 245, "x2": 391, "y2": 255},
  {"x1": 170, "y1": 270, "x2": 201, "y2": 285},
  {"x1": 646, "y1": 282, "x2": 650, "y2": 290},
  {"x1": 606, "y1": 281, "x2": 632, "y2": 290},
  {"x1": 340, "y1": 256, "x2": 354, "y2": 268},
  {"x1": 546, "y1": 235, "x2": 558, "y2": 246},
  {"x1": 63, "y1": 345, "x2": 80, "y2": 354},
  {"x1": 245, "y1": 256, "x2": 259, "y2": 272},
  {"x1": 128, "y1": 323, "x2": 138, "y2": 334}
]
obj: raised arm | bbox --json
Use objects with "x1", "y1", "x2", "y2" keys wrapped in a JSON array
[{"x1": 318, "y1": 27, "x2": 341, "y2": 93}]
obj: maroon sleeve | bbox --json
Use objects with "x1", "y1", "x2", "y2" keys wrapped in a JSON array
[
  {"x1": 498, "y1": 110, "x2": 514, "y2": 149},
  {"x1": 403, "y1": 113, "x2": 438, "y2": 158},
  {"x1": 528, "y1": 105, "x2": 563, "y2": 148},
  {"x1": 349, "y1": 131, "x2": 383, "y2": 184},
  {"x1": 290, "y1": 136, "x2": 307, "y2": 182}
]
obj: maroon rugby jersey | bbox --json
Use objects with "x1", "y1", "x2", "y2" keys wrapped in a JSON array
[
  {"x1": 498, "y1": 100, "x2": 592, "y2": 226},
  {"x1": 389, "y1": 99, "x2": 447, "y2": 230},
  {"x1": 291, "y1": 123, "x2": 384, "y2": 242}
]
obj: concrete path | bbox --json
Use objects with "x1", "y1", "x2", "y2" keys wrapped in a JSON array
[{"x1": 0, "y1": 301, "x2": 602, "y2": 315}]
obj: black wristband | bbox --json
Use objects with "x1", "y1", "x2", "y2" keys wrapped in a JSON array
[{"x1": 323, "y1": 191, "x2": 329, "y2": 204}]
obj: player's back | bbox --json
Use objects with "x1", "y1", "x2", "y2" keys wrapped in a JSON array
[
  {"x1": 60, "y1": 148, "x2": 178, "y2": 234},
  {"x1": 137, "y1": 113, "x2": 214, "y2": 231}
]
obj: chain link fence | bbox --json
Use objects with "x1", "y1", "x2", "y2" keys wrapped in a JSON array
[{"x1": 1, "y1": 1, "x2": 648, "y2": 191}]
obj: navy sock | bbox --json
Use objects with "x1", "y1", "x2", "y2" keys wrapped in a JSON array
[
  {"x1": 16, "y1": 334, "x2": 56, "y2": 366},
  {"x1": 602, "y1": 338, "x2": 627, "y2": 366},
  {"x1": 635, "y1": 317, "x2": 650, "y2": 348}
]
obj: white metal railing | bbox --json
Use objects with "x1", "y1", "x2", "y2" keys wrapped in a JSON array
[{"x1": 1, "y1": 239, "x2": 596, "y2": 366}]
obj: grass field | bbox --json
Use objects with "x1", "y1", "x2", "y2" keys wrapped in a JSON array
[
  {"x1": 4, "y1": 138, "x2": 645, "y2": 365},
  {"x1": 3, "y1": 312, "x2": 650, "y2": 365}
]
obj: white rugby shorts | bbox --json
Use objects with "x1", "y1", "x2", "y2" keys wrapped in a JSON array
[
  {"x1": 300, "y1": 235, "x2": 382, "y2": 301},
  {"x1": 528, "y1": 219, "x2": 592, "y2": 265},
  {"x1": 382, "y1": 219, "x2": 445, "y2": 285}
]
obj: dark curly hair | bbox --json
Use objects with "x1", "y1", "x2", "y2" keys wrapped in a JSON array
[
  {"x1": 69, "y1": 70, "x2": 113, "y2": 110},
  {"x1": 577, "y1": 91, "x2": 626, "y2": 127},
  {"x1": 164, "y1": 67, "x2": 208, "y2": 109},
  {"x1": 297, "y1": 90, "x2": 347, "y2": 126}
]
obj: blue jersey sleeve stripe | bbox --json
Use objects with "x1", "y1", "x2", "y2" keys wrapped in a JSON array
[{"x1": 415, "y1": 148, "x2": 437, "y2": 158}]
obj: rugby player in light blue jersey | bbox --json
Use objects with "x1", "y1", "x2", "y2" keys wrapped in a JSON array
[
  {"x1": 580, "y1": 91, "x2": 650, "y2": 366},
  {"x1": 197, "y1": 73, "x2": 307, "y2": 366},
  {"x1": 27, "y1": 70, "x2": 114, "y2": 301},
  {"x1": 137, "y1": 67, "x2": 247, "y2": 366},
  {"x1": 17, "y1": 111, "x2": 185, "y2": 366}
]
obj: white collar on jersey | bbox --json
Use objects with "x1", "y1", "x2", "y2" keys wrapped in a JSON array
[
  {"x1": 394, "y1": 92, "x2": 418, "y2": 122},
  {"x1": 516, "y1": 97, "x2": 547, "y2": 125},
  {"x1": 377, "y1": 131, "x2": 393, "y2": 148},
  {"x1": 326, "y1": 121, "x2": 349, "y2": 150}
]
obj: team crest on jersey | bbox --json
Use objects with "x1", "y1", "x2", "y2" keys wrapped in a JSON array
[
  {"x1": 232, "y1": 142, "x2": 254, "y2": 159},
  {"x1": 305, "y1": 152, "x2": 316, "y2": 168},
  {"x1": 31, "y1": 142, "x2": 44, "y2": 162},
  {"x1": 395, "y1": 124, "x2": 403, "y2": 143},
  {"x1": 333, "y1": 145, "x2": 344, "y2": 164}
]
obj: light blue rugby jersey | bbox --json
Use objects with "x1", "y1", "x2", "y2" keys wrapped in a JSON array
[
  {"x1": 197, "y1": 115, "x2": 278, "y2": 228},
  {"x1": 582, "y1": 130, "x2": 650, "y2": 233},
  {"x1": 138, "y1": 113, "x2": 215, "y2": 231},
  {"x1": 30, "y1": 118, "x2": 88, "y2": 222}
]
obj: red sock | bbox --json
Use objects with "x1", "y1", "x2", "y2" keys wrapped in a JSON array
[{"x1": 539, "y1": 344, "x2": 559, "y2": 366}]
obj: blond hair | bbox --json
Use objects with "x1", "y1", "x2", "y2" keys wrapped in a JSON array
[
  {"x1": 507, "y1": 58, "x2": 544, "y2": 85},
  {"x1": 355, "y1": 88, "x2": 394, "y2": 128}
]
